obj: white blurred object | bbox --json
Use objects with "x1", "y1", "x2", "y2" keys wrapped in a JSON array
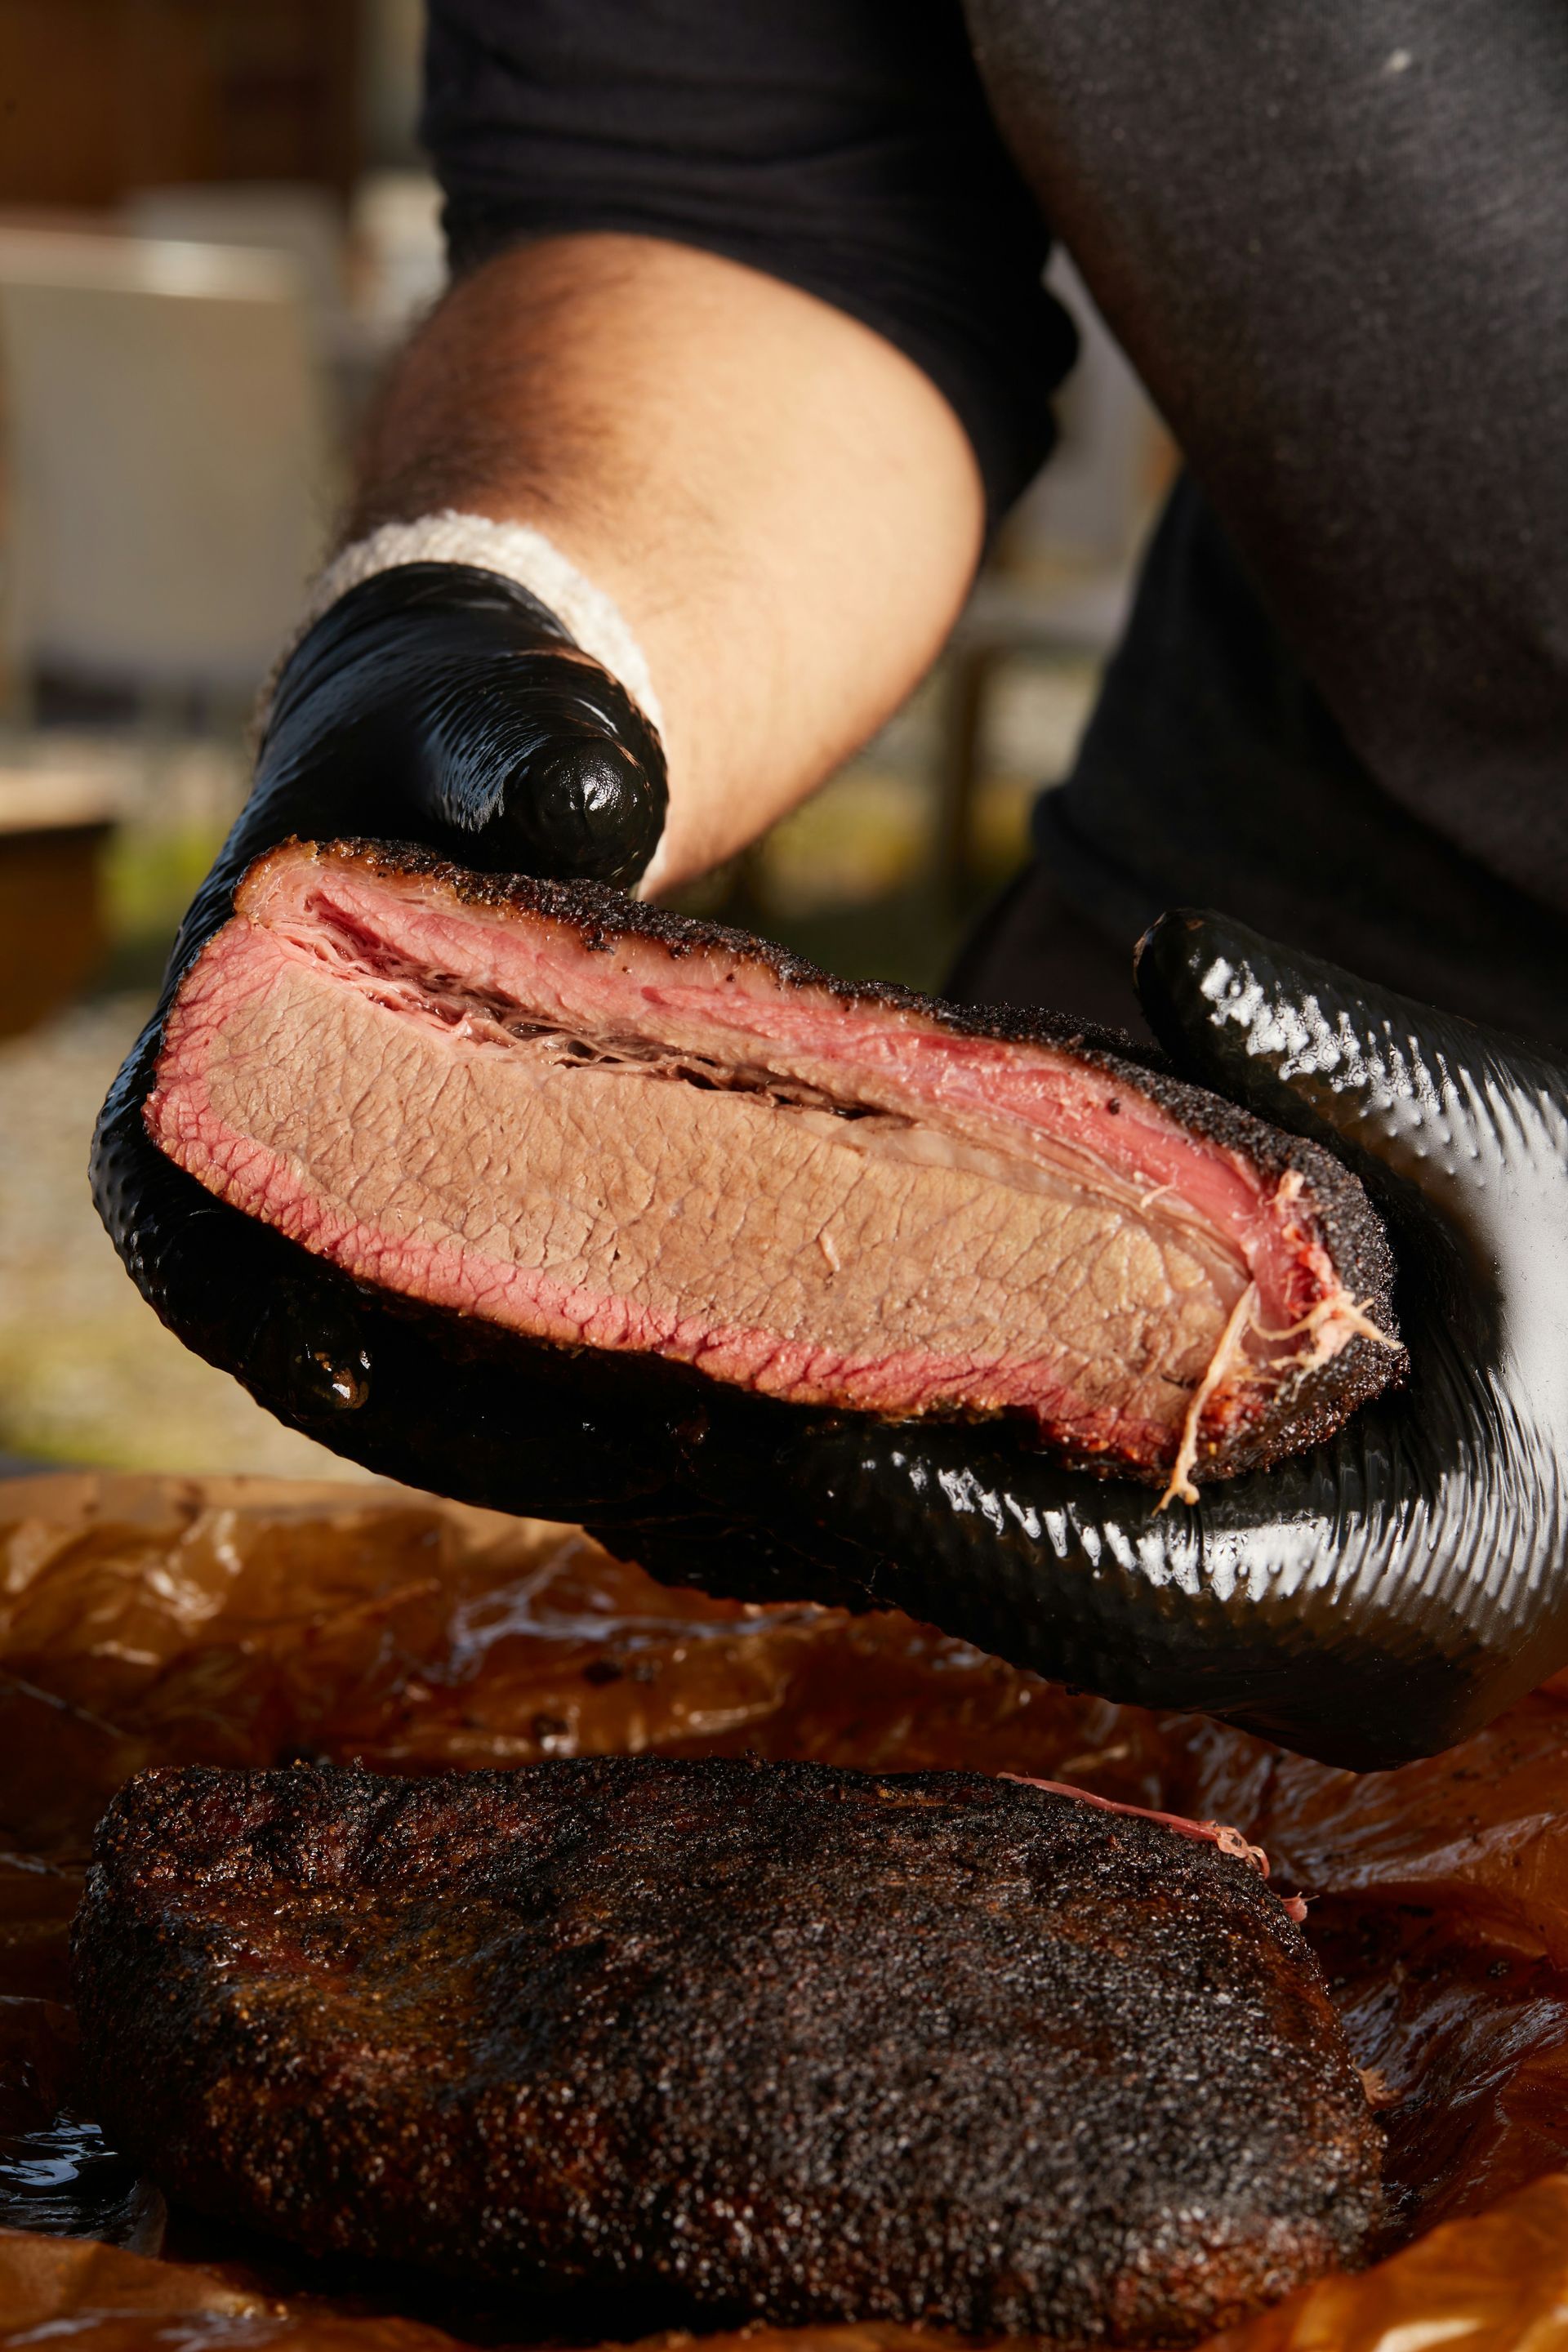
[
  {"x1": 933, "y1": 253, "x2": 1174, "y2": 899},
  {"x1": 0, "y1": 761, "x2": 124, "y2": 835},
  {"x1": 1004, "y1": 251, "x2": 1170, "y2": 576},
  {"x1": 122, "y1": 184, "x2": 347, "y2": 343},
  {"x1": 0, "y1": 228, "x2": 332, "y2": 704},
  {"x1": 350, "y1": 169, "x2": 446, "y2": 338}
]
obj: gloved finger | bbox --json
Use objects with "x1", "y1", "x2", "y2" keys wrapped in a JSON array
[
  {"x1": 413, "y1": 651, "x2": 665, "y2": 883},
  {"x1": 256, "y1": 565, "x2": 668, "y2": 889},
  {"x1": 1135, "y1": 906, "x2": 1568, "y2": 1462},
  {"x1": 626, "y1": 1374, "x2": 1496, "y2": 1771},
  {"x1": 1134, "y1": 906, "x2": 1567, "y2": 1217}
]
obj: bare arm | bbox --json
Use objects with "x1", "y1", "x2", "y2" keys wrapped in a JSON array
[{"x1": 348, "y1": 232, "x2": 985, "y2": 893}]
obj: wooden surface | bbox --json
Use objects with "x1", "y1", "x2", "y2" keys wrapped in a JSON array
[
  {"x1": 0, "y1": 817, "x2": 108, "y2": 1038},
  {"x1": 0, "y1": 0, "x2": 361, "y2": 208}
]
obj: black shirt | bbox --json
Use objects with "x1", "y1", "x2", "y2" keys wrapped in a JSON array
[{"x1": 424, "y1": 0, "x2": 1568, "y2": 1045}]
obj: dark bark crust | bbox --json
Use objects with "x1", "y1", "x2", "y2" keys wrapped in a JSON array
[{"x1": 74, "y1": 1756, "x2": 1383, "y2": 2342}]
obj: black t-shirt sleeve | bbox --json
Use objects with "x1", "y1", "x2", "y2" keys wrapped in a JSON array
[{"x1": 421, "y1": 0, "x2": 1075, "y2": 523}]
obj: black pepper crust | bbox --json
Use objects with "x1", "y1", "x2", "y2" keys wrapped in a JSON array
[{"x1": 74, "y1": 1757, "x2": 1383, "y2": 2344}]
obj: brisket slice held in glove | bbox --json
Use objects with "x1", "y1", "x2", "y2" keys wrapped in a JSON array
[
  {"x1": 73, "y1": 1757, "x2": 1383, "y2": 2341},
  {"x1": 142, "y1": 840, "x2": 1400, "y2": 1492}
]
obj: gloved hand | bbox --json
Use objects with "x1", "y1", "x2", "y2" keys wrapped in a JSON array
[
  {"x1": 182, "y1": 561, "x2": 667, "y2": 945},
  {"x1": 622, "y1": 910, "x2": 1568, "y2": 1771},
  {"x1": 92, "y1": 560, "x2": 670, "y2": 1451}
]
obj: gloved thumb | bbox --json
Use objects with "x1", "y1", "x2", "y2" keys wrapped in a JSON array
[
  {"x1": 1133, "y1": 907, "x2": 1561, "y2": 1216},
  {"x1": 257, "y1": 564, "x2": 669, "y2": 889},
  {"x1": 407, "y1": 642, "x2": 666, "y2": 882}
]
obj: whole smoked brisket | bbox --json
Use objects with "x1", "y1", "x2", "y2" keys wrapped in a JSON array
[{"x1": 73, "y1": 1757, "x2": 1383, "y2": 2341}]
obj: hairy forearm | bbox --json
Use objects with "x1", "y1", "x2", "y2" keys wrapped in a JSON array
[{"x1": 347, "y1": 234, "x2": 984, "y2": 889}]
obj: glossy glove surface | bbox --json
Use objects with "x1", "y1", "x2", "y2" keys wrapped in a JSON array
[
  {"x1": 91, "y1": 559, "x2": 672, "y2": 1501},
  {"x1": 641, "y1": 912, "x2": 1568, "y2": 1768},
  {"x1": 225, "y1": 561, "x2": 666, "y2": 906}
]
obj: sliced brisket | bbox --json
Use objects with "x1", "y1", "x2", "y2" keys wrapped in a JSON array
[
  {"x1": 142, "y1": 840, "x2": 1401, "y2": 1489},
  {"x1": 73, "y1": 1757, "x2": 1383, "y2": 2340}
]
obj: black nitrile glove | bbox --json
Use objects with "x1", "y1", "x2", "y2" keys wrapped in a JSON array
[
  {"x1": 633, "y1": 911, "x2": 1568, "y2": 1771},
  {"x1": 207, "y1": 562, "x2": 666, "y2": 925},
  {"x1": 92, "y1": 560, "x2": 669, "y2": 1446},
  {"x1": 121, "y1": 561, "x2": 666, "y2": 1035}
]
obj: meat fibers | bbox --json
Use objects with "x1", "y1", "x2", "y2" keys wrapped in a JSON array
[{"x1": 143, "y1": 840, "x2": 1401, "y2": 1493}]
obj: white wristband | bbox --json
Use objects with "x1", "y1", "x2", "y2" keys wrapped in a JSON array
[{"x1": 266, "y1": 510, "x2": 665, "y2": 741}]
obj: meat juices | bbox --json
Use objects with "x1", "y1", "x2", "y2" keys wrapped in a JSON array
[
  {"x1": 73, "y1": 1758, "x2": 1383, "y2": 2341},
  {"x1": 144, "y1": 840, "x2": 1401, "y2": 1490}
]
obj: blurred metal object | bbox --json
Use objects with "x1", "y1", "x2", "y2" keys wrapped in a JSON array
[
  {"x1": 0, "y1": 226, "x2": 332, "y2": 714},
  {"x1": 122, "y1": 183, "x2": 347, "y2": 341},
  {"x1": 122, "y1": 182, "x2": 389, "y2": 437}
]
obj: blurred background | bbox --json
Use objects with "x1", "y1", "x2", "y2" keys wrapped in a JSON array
[{"x1": 0, "y1": 0, "x2": 1172, "y2": 1480}]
